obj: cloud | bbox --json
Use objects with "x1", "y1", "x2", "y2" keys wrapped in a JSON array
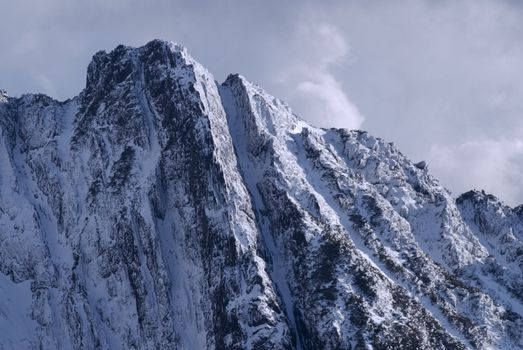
[
  {"x1": 35, "y1": 75, "x2": 57, "y2": 97},
  {"x1": 273, "y1": 23, "x2": 364, "y2": 130},
  {"x1": 429, "y1": 139, "x2": 523, "y2": 206},
  {"x1": 297, "y1": 74, "x2": 363, "y2": 130},
  {"x1": 1, "y1": 0, "x2": 523, "y2": 204},
  {"x1": 330, "y1": 0, "x2": 523, "y2": 151}
]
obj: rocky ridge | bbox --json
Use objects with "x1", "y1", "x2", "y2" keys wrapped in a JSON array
[{"x1": 0, "y1": 40, "x2": 521, "y2": 349}]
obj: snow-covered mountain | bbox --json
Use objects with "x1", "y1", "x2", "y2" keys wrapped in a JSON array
[{"x1": 0, "y1": 40, "x2": 522, "y2": 349}]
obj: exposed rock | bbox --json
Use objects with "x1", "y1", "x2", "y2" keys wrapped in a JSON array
[{"x1": 0, "y1": 40, "x2": 521, "y2": 349}]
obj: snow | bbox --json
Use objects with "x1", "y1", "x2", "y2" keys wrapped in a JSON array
[
  {"x1": 0, "y1": 90, "x2": 7, "y2": 103},
  {"x1": 0, "y1": 273, "x2": 36, "y2": 350},
  {"x1": 0, "y1": 39, "x2": 521, "y2": 349},
  {"x1": 220, "y1": 81, "x2": 298, "y2": 348}
]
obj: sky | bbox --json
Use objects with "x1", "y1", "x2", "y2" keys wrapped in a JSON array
[{"x1": 1, "y1": 0, "x2": 522, "y2": 206}]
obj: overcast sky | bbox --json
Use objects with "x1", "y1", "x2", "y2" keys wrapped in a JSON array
[{"x1": 1, "y1": 0, "x2": 522, "y2": 205}]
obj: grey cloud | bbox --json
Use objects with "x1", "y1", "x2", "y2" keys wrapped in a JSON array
[
  {"x1": 271, "y1": 23, "x2": 364, "y2": 129},
  {"x1": 430, "y1": 139, "x2": 523, "y2": 206},
  {"x1": 1, "y1": 0, "x2": 522, "y2": 205}
]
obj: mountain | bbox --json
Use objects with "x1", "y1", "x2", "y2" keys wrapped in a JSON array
[{"x1": 0, "y1": 40, "x2": 522, "y2": 350}]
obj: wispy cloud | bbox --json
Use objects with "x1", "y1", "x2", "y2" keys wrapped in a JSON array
[
  {"x1": 430, "y1": 139, "x2": 523, "y2": 206},
  {"x1": 274, "y1": 23, "x2": 364, "y2": 130}
]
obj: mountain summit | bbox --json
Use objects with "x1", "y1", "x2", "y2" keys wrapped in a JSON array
[{"x1": 0, "y1": 40, "x2": 522, "y2": 349}]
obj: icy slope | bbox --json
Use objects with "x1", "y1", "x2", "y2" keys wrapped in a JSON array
[{"x1": 0, "y1": 40, "x2": 521, "y2": 349}]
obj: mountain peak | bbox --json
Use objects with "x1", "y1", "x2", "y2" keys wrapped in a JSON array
[
  {"x1": 84, "y1": 40, "x2": 193, "y2": 95},
  {"x1": 0, "y1": 89, "x2": 7, "y2": 102},
  {"x1": 457, "y1": 189, "x2": 502, "y2": 206},
  {"x1": 1, "y1": 41, "x2": 522, "y2": 349},
  {"x1": 144, "y1": 39, "x2": 187, "y2": 54}
]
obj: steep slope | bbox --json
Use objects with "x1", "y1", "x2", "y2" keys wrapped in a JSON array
[
  {"x1": 0, "y1": 40, "x2": 522, "y2": 349},
  {"x1": 0, "y1": 41, "x2": 291, "y2": 349}
]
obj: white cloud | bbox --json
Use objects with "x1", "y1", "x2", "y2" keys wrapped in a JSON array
[
  {"x1": 429, "y1": 139, "x2": 523, "y2": 206},
  {"x1": 35, "y1": 75, "x2": 57, "y2": 97},
  {"x1": 296, "y1": 74, "x2": 363, "y2": 130},
  {"x1": 273, "y1": 23, "x2": 364, "y2": 130}
]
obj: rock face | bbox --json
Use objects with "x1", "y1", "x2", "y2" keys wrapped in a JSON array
[{"x1": 0, "y1": 40, "x2": 522, "y2": 349}]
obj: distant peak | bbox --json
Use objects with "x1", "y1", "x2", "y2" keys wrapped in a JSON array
[{"x1": 456, "y1": 189, "x2": 502, "y2": 206}]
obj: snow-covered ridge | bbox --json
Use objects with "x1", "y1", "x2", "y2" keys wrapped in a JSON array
[{"x1": 0, "y1": 40, "x2": 522, "y2": 349}]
